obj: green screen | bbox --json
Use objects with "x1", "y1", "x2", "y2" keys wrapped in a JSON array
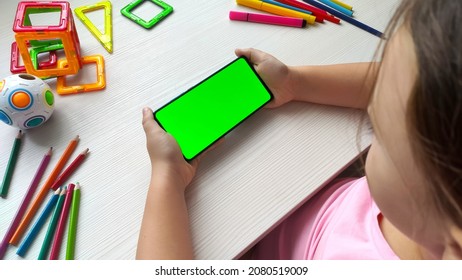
[{"x1": 154, "y1": 57, "x2": 273, "y2": 160}]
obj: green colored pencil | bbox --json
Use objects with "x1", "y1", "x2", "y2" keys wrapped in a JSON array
[
  {"x1": 66, "y1": 183, "x2": 81, "y2": 260},
  {"x1": 0, "y1": 130, "x2": 23, "y2": 198},
  {"x1": 38, "y1": 187, "x2": 66, "y2": 260}
]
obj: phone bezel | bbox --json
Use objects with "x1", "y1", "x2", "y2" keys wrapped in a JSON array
[{"x1": 153, "y1": 56, "x2": 274, "y2": 161}]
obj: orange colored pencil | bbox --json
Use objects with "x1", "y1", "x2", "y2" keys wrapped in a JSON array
[
  {"x1": 41, "y1": 136, "x2": 80, "y2": 194},
  {"x1": 9, "y1": 136, "x2": 79, "y2": 245}
]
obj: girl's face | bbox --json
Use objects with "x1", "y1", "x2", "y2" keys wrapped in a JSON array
[{"x1": 365, "y1": 26, "x2": 447, "y2": 258}]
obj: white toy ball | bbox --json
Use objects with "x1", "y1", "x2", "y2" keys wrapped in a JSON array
[{"x1": 0, "y1": 74, "x2": 54, "y2": 129}]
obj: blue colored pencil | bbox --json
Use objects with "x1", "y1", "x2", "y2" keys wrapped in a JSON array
[
  {"x1": 302, "y1": 0, "x2": 383, "y2": 38},
  {"x1": 16, "y1": 188, "x2": 60, "y2": 257},
  {"x1": 262, "y1": 0, "x2": 312, "y2": 15},
  {"x1": 318, "y1": 0, "x2": 353, "y2": 16},
  {"x1": 38, "y1": 187, "x2": 66, "y2": 260}
]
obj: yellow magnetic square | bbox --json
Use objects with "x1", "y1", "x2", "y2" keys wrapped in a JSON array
[{"x1": 56, "y1": 55, "x2": 106, "y2": 95}]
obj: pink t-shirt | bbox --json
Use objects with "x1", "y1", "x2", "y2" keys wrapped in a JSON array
[{"x1": 251, "y1": 177, "x2": 399, "y2": 259}]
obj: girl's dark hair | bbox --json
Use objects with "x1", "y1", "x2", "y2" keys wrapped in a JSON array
[{"x1": 385, "y1": 0, "x2": 462, "y2": 227}]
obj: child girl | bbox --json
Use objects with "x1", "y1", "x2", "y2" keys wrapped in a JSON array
[{"x1": 136, "y1": 0, "x2": 462, "y2": 259}]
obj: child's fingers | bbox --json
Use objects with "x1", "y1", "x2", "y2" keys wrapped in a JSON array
[
  {"x1": 235, "y1": 48, "x2": 251, "y2": 58},
  {"x1": 235, "y1": 48, "x2": 266, "y2": 66},
  {"x1": 142, "y1": 107, "x2": 163, "y2": 134}
]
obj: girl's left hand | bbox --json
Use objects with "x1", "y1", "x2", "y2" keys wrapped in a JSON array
[{"x1": 142, "y1": 107, "x2": 199, "y2": 191}]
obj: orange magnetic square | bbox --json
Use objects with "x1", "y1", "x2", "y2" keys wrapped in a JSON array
[
  {"x1": 15, "y1": 30, "x2": 80, "y2": 78},
  {"x1": 56, "y1": 55, "x2": 106, "y2": 95}
]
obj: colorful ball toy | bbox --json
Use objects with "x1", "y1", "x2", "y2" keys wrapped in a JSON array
[{"x1": 0, "y1": 74, "x2": 54, "y2": 129}]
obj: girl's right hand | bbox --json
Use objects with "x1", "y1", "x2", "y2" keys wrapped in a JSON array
[{"x1": 235, "y1": 48, "x2": 294, "y2": 108}]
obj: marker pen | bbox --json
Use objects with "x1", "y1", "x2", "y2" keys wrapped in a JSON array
[
  {"x1": 275, "y1": 0, "x2": 340, "y2": 24},
  {"x1": 302, "y1": 0, "x2": 382, "y2": 37},
  {"x1": 331, "y1": 0, "x2": 353, "y2": 11},
  {"x1": 230, "y1": 11, "x2": 307, "y2": 28},
  {"x1": 236, "y1": 0, "x2": 316, "y2": 25},
  {"x1": 317, "y1": 0, "x2": 353, "y2": 17}
]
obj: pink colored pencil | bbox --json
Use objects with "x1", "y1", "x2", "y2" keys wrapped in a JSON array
[
  {"x1": 0, "y1": 148, "x2": 52, "y2": 259},
  {"x1": 50, "y1": 148, "x2": 89, "y2": 190},
  {"x1": 49, "y1": 183, "x2": 74, "y2": 260}
]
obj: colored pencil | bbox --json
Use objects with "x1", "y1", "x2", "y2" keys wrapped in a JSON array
[
  {"x1": 0, "y1": 147, "x2": 52, "y2": 259},
  {"x1": 66, "y1": 183, "x2": 80, "y2": 260},
  {"x1": 51, "y1": 148, "x2": 89, "y2": 191},
  {"x1": 43, "y1": 135, "x2": 80, "y2": 190},
  {"x1": 301, "y1": 0, "x2": 383, "y2": 38},
  {"x1": 49, "y1": 183, "x2": 75, "y2": 260},
  {"x1": 318, "y1": 0, "x2": 353, "y2": 16},
  {"x1": 38, "y1": 188, "x2": 66, "y2": 260},
  {"x1": 261, "y1": 0, "x2": 324, "y2": 22},
  {"x1": 275, "y1": 0, "x2": 340, "y2": 24},
  {"x1": 10, "y1": 135, "x2": 79, "y2": 245},
  {"x1": 331, "y1": 0, "x2": 353, "y2": 11},
  {"x1": 0, "y1": 130, "x2": 23, "y2": 198},
  {"x1": 16, "y1": 188, "x2": 60, "y2": 257}
]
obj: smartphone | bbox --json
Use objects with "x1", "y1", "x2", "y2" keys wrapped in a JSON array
[{"x1": 153, "y1": 56, "x2": 274, "y2": 161}]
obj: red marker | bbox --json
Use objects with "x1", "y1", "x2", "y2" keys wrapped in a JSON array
[{"x1": 229, "y1": 11, "x2": 306, "y2": 28}]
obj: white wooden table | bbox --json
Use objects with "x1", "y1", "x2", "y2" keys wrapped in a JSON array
[{"x1": 0, "y1": 0, "x2": 399, "y2": 259}]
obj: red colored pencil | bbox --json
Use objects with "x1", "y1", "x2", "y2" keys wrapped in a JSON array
[
  {"x1": 276, "y1": 0, "x2": 341, "y2": 24},
  {"x1": 49, "y1": 183, "x2": 75, "y2": 260},
  {"x1": 0, "y1": 147, "x2": 52, "y2": 259},
  {"x1": 50, "y1": 148, "x2": 89, "y2": 190}
]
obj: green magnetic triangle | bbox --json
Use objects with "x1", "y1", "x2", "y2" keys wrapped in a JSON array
[{"x1": 75, "y1": 1, "x2": 113, "y2": 53}]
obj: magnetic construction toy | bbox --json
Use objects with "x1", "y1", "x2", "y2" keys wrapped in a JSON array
[
  {"x1": 75, "y1": 1, "x2": 113, "y2": 53},
  {"x1": 57, "y1": 55, "x2": 106, "y2": 94},
  {"x1": 13, "y1": 1, "x2": 82, "y2": 78},
  {"x1": 121, "y1": 0, "x2": 173, "y2": 29},
  {"x1": 11, "y1": 1, "x2": 106, "y2": 95},
  {"x1": 10, "y1": 41, "x2": 58, "y2": 74}
]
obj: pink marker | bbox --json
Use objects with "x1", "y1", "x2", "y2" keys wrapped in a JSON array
[{"x1": 229, "y1": 11, "x2": 306, "y2": 28}]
